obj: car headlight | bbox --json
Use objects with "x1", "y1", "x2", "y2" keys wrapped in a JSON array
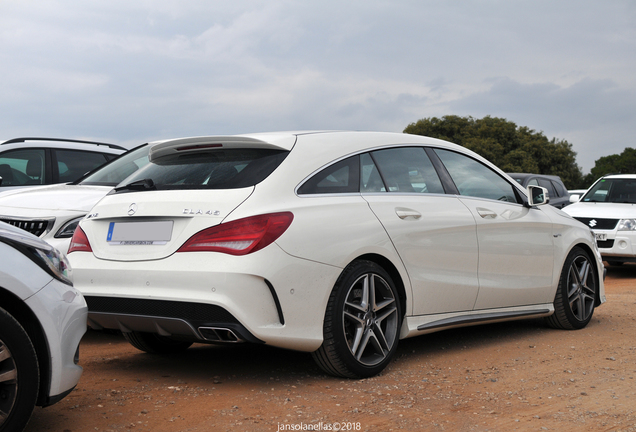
[
  {"x1": 54, "y1": 216, "x2": 85, "y2": 238},
  {"x1": 617, "y1": 219, "x2": 636, "y2": 231},
  {"x1": 31, "y1": 246, "x2": 73, "y2": 285},
  {"x1": 0, "y1": 228, "x2": 73, "y2": 285}
]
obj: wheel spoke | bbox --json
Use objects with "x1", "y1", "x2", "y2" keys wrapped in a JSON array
[
  {"x1": 354, "y1": 330, "x2": 373, "y2": 361},
  {"x1": 0, "y1": 369, "x2": 17, "y2": 384},
  {"x1": 343, "y1": 311, "x2": 365, "y2": 355}
]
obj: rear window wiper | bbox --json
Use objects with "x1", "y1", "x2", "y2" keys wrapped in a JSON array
[{"x1": 114, "y1": 178, "x2": 156, "y2": 192}]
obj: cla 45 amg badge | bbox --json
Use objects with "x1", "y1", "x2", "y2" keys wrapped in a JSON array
[{"x1": 183, "y1": 209, "x2": 221, "y2": 216}]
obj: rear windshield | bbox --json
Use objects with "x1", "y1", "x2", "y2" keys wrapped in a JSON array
[{"x1": 116, "y1": 148, "x2": 288, "y2": 191}]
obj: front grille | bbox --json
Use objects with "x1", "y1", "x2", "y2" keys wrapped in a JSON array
[
  {"x1": 0, "y1": 217, "x2": 53, "y2": 237},
  {"x1": 85, "y1": 296, "x2": 240, "y2": 324},
  {"x1": 572, "y1": 217, "x2": 618, "y2": 230},
  {"x1": 597, "y1": 240, "x2": 615, "y2": 249}
]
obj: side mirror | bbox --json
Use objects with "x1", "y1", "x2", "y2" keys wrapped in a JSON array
[
  {"x1": 569, "y1": 194, "x2": 580, "y2": 203},
  {"x1": 527, "y1": 185, "x2": 549, "y2": 206}
]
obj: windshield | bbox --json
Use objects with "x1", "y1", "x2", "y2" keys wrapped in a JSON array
[
  {"x1": 114, "y1": 148, "x2": 288, "y2": 191},
  {"x1": 582, "y1": 178, "x2": 636, "y2": 203},
  {"x1": 79, "y1": 144, "x2": 150, "y2": 186}
]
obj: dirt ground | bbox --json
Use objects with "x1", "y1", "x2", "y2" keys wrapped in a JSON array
[{"x1": 25, "y1": 264, "x2": 636, "y2": 432}]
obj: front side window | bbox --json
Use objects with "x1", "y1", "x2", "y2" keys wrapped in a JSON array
[
  {"x1": 435, "y1": 149, "x2": 520, "y2": 203},
  {"x1": 119, "y1": 148, "x2": 288, "y2": 191},
  {"x1": 0, "y1": 149, "x2": 46, "y2": 186}
]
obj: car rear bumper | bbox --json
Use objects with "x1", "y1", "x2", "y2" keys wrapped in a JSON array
[{"x1": 69, "y1": 245, "x2": 341, "y2": 352}]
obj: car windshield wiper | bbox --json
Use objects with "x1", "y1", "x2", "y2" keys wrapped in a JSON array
[{"x1": 114, "y1": 178, "x2": 156, "y2": 192}]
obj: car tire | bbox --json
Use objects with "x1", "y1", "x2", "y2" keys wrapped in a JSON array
[
  {"x1": 0, "y1": 307, "x2": 40, "y2": 432},
  {"x1": 312, "y1": 260, "x2": 402, "y2": 378},
  {"x1": 123, "y1": 331, "x2": 193, "y2": 354},
  {"x1": 546, "y1": 247, "x2": 597, "y2": 330}
]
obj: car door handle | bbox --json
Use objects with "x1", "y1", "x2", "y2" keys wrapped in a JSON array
[
  {"x1": 395, "y1": 208, "x2": 421, "y2": 220},
  {"x1": 477, "y1": 208, "x2": 497, "y2": 219}
]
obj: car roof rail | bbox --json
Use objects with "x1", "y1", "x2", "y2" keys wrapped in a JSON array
[{"x1": 1, "y1": 137, "x2": 126, "y2": 151}]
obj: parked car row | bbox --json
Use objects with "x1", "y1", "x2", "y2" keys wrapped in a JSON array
[{"x1": 0, "y1": 131, "x2": 608, "y2": 430}]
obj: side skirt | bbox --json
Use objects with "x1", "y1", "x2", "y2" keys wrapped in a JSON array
[{"x1": 400, "y1": 304, "x2": 554, "y2": 339}]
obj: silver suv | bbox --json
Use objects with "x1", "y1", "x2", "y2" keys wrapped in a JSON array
[{"x1": 0, "y1": 137, "x2": 126, "y2": 190}]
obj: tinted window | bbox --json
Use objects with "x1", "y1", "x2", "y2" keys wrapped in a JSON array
[
  {"x1": 370, "y1": 147, "x2": 444, "y2": 194},
  {"x1": 298, "y1": 155, "x2": 360, "y2": 194},
  {"x1": 552, "y1": 179, "x2": 568, "y2": 197},
  {"x1": 361, "y1": 153, "x2": 385, "y2": 192},
  {"x1": 80, "y1": 145, "x2": 150, "y2": 186},
  {"x1": 122, "y1": 148, "x2": 288, "y2": 190},
  {"x1": 435, "y1": 149, "x2": 519, "y2": 203},
  {"x1": 56, "y1": 150, "x2": 109, "y2": 183},
  {"x1": 584, "y1": 178, "x2": 636, "y2": 203},
  {"x1": 0, "y1": 149, "x2": 46, "y2": 186},
  {"x1": 537, "y1": 178, "x2": 558, "y2": 198}
]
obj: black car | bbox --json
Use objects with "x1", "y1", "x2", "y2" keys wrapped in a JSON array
[{"x1": 507, "y1": 173, "x2": 570, "y2": 209}]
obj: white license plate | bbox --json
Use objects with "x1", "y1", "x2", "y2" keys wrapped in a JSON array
[
  {"x1": 107, "y1": 221, "x2": 173, "y2": 245},
  {"x1": 594, "y1": 232, "x2": 607, "y2": 241}
]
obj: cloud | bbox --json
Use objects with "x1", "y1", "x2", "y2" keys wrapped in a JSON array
[
  {"x1": 0, "y1": 0, "x2": 635, "y2": 174},
  {"x1": 445, "y1": 77, "x2": 636, "y2": 171}
]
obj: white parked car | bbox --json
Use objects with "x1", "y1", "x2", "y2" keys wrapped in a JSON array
[
  {"x1": 0, "y1": 144, "x2": 149, "y2": 254},
  {"x1": 564, "y1": 174, "x2": 636, "y2": 266},
  {"x1": 0, "y1": 222, "x2": 86, "y2": 431},
  {"x1": 0, "y1": 137, "x2": 125, "y2": 190},
  {"x1": 67, "y1": 131, "x2": 605, "y2": 378}
]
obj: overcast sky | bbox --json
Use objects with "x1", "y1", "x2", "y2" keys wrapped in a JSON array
[{"x1": 1, "y1": 1, "x2": 634, "y2": 173}]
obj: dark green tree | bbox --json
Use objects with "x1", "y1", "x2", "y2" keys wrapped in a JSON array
[
  {"x1": 404, "y1": 115, "x2": 584, "y2": 189},
  {"x1": 584, "y1": 147, "x2": 636, "y2": 185}
]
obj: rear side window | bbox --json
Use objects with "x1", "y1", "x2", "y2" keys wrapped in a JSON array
[
  {"x1": 55, "y1": 150, "x2": 110, "y2": 183},
  {"x1": 299, "y1": 146, "x2": 445, "y2": 195},
  {"x1": 537, "y1": 178, "x2": 558, "y2": 198},
  {"x1": 120, "y1": 149, "x2": 288, "y2": 190},
  {"x1": 297, "y1": 155, "x2": 360, "y2": 194},
  {"x1": 370, "y1": 147, "x2": 444, "y2": 194}
]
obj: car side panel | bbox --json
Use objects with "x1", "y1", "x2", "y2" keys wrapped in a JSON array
[
  {"x1": 458, "y1": 198, "x2": 556, "y2": 309},
  {"x1": 363, "y1": 193, "x2": 480, "y2": 315}
]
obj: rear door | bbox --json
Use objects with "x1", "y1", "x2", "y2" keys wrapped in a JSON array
[{"x1": 361, "y1": 147, "x2": 480, "y2": 315}]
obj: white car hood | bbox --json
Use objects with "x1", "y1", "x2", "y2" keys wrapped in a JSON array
[
  {"x1": 564, "y1": 202, "x2": 636, "y2": 219},
  {"x1": 0, "y1": 184, "x2": 112, "y2": 212}
]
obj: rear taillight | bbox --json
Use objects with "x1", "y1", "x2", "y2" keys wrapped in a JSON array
[
  {"x1": 67, "y1": 226, "x2": 93, "y2": 254},
  {"x1": 177, "y1": 212, "x2": 293, "y2": 255}
]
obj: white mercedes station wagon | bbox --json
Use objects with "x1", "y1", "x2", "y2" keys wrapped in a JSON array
[{"x1": 67, "y1": 131, "x2": 605, "y2": 378}]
